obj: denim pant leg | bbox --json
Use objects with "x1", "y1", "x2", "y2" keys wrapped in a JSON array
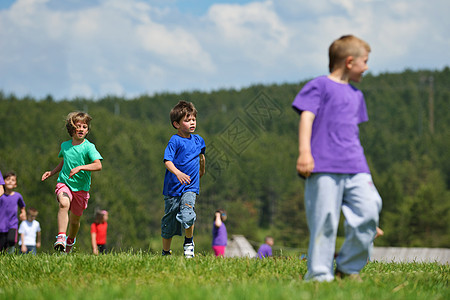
[
  {"x1": 161, "y1": 196, "x2": 182, "y2": 239},
  {"x1": 304, "y1": 174, "x2": 343, "y2": 282},
  {"x1": 176, "y1": 192, "x2": 197, "y2": 229},
  {"x1": 27, "y1": 245, "x2": 37, "y2": 255},
  {"x1": 336, "y1": 173, "x2": 382, "y2": 274}
]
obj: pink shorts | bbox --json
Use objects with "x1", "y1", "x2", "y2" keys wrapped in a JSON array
[
  {"x1": 55, "y1": 183, "x2": 90, "y2": 217},
  {"x1": 212, "y1": 245, "x2": 226, "y2": 257}
]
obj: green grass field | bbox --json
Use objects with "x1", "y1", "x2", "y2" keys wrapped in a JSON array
[{"x1": 0, "y1": 253, "x2": 448, "y2": 300}]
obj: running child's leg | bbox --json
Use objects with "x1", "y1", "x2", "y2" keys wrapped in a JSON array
[
  {"x1": 54, "y1": 191, "x2": 70, "y2": 251},
  {"x1": 67, "y1": 212, "x2": 81, "y2": 240},
  {"x1": 304, "y1": 174, "x2": 343, "y2": 282},
  {"x1": 65, "y1": 211, "x2": 81, "y2": 253},
  {"x1": 162, "y1": 237, "x2": 172, "y2": 252},
  {"x1": 336, "y1": 173, "x2": 382, "y2": 274},
  {"x1": 185, "y1": 225, "x2": 194, "y2": 239},
  {"x1": 178, "y1": 192, "x2": 196, "y2": 258},
  {"x1": 56, "y1": 192, "x2": 70, "y2": 234}
]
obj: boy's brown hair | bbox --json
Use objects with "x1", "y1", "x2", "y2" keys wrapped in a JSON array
[
  {"x1": 169, "y1": 101, "x2": 197, "y2": 129},
  {"x1": 328, "y1": 35, "x2": 371, "y2": 72},
  {"x1": 27, "y1": 207, "x2": 39, "y2": 216},
  {"x1": 65, "y1": 111, "x2": 92, "y2": 137},
  {"x1": 3, "y1": 171, "x2": 17, "y2": 181}
]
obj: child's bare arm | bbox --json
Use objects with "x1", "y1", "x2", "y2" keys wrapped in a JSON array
[
  {"x1": 297, "y1": 111, "x2": 315, "y2": 178},
  {"x1": 199, "y1": 154, "x2": 205, "y2": 177},
  {"x1": 165, "y1": 160, "x2": 191, "y2": 185},
  {"x1": 91, "y1": 232, "x2": 98, "y2": 255},
  {"x1": 36, "y1": 231, "x2": 41, "y2": 248},
  {"x1": 214, "y1": 211, "x2": 222, "y2": 228},
  {"x1": 41, "y1": 160, "x2": 64, "y2": 181},
  {"x1": 0, "y1": 185, "x2": 4, "y2": 197},
  {"x1": 19, "y1": 207, "x2": 26, "y2": 221},
  {"x1": 20, "y1": 234, "x2": 27, "y2": 253},
  {"x1": 69, "y1": 159, "x2": 102, "y2": 178}
]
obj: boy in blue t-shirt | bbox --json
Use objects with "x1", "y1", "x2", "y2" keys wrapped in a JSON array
[{"x1": 161, "y1": 100, "x2": 206, "y2": 258}]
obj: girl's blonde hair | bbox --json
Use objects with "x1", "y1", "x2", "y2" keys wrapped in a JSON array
[
  {"x1": 328, "y1": 35, "x2": 371, "y2": 72},
  {"x1": 65, "y1": 111, "x2": 92, "y2": 137}
]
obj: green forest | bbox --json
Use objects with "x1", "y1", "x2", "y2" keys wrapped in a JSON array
[{"x1": 1, "y1": 68, "x2": 449, "y2": 253}]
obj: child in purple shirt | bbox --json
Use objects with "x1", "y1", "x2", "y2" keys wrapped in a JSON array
[
  {"x1": 0, "y1": 172, "x2": 26, "y2": 253},
  {"x1": 212, "y1": 209, "x2": 227, "y2": 257},
  {"x1": 257, "y1": 236, "x2": 274, "y2": 259},
  {"x1": 292, "y1": 35, "x2": 382, "y2": 282}
]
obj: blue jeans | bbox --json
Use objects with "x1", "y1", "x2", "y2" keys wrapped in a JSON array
[
  {"x1": 161, "y1": 192, "x2": 197, "y2": 239},
  {"x1": 304, "y1": 173, "x2": 382, "y2": 282},
  {"x1": 21, "y1": 245, "x2": 37, "y2": 255}
]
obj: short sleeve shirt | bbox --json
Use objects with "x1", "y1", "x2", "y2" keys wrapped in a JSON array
[
  {"x1": 57, "y1": 139, "x2": 103, "y2": 191},
  {"x1": 18, "y1": 220, "x2": 41, "y2": 246},
  {"x1": 292, "y1": 76, "x2": 370, "y2": 174},
  {"x1": 163, "y1": 134, "x2": 206, "y2": 196},
  {"x1": 0, "y1": 192, "x2": 25, "y2": 232},
  {"x1": 91, "y1": 222, "x2": 108, "y2": 245},
  {"x1": 257, "y1": 244, "x2": 272, "y2": 258},
  {"x1": 212, "y1": 223, "x2": 228, "y2": 246}
]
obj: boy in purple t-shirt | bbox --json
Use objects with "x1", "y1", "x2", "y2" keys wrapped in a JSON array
[
  {"x1": 257, "y1": 236, "x2": 274, "y2": 259},
  {"x1": 161, "y1": 101, "x2": 206, "y2": 258},
  {"x1": 0, "y1": 172, "x2": 26, "y2": 253},
  {"x1": 292, "y1": 35, "x2": 382, "y2": 282}
]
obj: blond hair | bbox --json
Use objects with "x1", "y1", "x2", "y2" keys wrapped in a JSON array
[
  {"x1": 328, "y1": 35, "x2": 371, "y2": 72},
  {"x1": 65, "y1": 111, "x2": 92, "y2": 137}
]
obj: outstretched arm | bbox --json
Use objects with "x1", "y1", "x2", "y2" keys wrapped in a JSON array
[
  {"x1": 296, "y1": 111, "x2": 315, "y2": 178},
  {"x1": 0, "y1": 185, "x2": 4, "y2": 197},
  {"x1": 165, "y1": 160, "x2": 191, "y2": 185},
  {"x1": 41, "y1": 160, "x2": 64, "y2": 181}
]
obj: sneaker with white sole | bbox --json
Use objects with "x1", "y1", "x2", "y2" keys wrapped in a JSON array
[
  {"x1": 54, "y1": 234, "x2": 66, "y2": 252},
  {"x1": 183, "y1": 242, "x2": 195, "y2": 258},
  {"x1": 65, "y1": 237, "x2": 76, "y2": 253}
]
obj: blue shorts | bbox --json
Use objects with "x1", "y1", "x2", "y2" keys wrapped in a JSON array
[{"x1": 161, "y1": 192, "x2": 197, "y2": 239}]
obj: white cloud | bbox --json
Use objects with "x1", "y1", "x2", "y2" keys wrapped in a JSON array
[
  {"x1": 207, "y1": 1, "x2": 289, "y2": 49},
  {"x1": 0, "y1": 0, "x2": 448, "y2": 99}
]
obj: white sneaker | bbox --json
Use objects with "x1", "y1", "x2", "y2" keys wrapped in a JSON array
[
  {"x1": 183, "y1": 242, "x2": 195, "y2": 258},
  {"x1": 53, "y1": 234, "x2": 66, "y2": 252}
]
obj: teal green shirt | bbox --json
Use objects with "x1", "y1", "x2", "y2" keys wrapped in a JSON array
[{"x1": 57, "y1": 139, "x2": 103, "y2": 192}]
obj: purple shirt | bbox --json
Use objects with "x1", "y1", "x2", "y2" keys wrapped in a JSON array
[
  {"x1": 257, "y1": 243, "x2": 272, "y2": 258},
  {"x1": 292, "y1": 76, "x2": 370, "y2": 174},
  {"x1": 212, "y1": 223, "x2": 227, "y2": 246},
  {"x1": 0, "y1": 192, "x2": 25, "y2": 232},
  {"x1": 0, "y1": 171, "x2": 4, "y2": 185}
]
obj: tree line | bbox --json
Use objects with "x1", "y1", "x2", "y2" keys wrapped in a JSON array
[{"x1": 0, "y1": 68, "x2": 449, "y2": 252}]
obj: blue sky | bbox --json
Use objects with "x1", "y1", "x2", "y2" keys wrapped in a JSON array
[{"x1": 0, "y1": 0, "x2": 449, "y2": 100}]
